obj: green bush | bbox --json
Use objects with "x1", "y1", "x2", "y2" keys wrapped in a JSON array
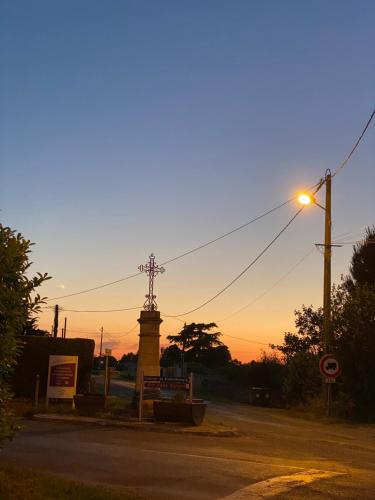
[{"x1": 12, "y1": 337, "x2": 95, "y2": 398}]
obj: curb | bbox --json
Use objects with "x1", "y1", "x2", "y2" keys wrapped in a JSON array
[{"x1": 32, "y1": 413, "x2": 240, "y2": 438}]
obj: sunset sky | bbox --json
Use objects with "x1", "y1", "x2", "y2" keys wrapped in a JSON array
[{"x1": 1, "y1": 1, "x2": 374, "y2": 361}]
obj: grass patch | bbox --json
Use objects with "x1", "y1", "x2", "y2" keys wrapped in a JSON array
[
  {"x1": 9, "y1": 399, "x2": 76, "y2": 419},
  {"x1": 0, "y1": 462, "x2": 140, "y2": 500}
]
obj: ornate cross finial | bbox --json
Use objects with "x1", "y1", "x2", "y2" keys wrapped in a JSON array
[{"x1": 138, "y1": 253, "x2": 165, "y2": 311}]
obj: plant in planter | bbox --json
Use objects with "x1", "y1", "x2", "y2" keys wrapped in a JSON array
[
  {"x1": 73, "y1": 393, "x2": 106, "y2": 416},
  {"x1": 153, "y1": 392, "x2": 206, "y2": 426}
]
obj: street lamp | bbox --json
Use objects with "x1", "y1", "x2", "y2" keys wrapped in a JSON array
[
  {"x1": 299, "y1": 170, "x2": 333, "y2": 412},
  {"x1": 298, "y1": 170, "x2": 332, "y2": 352},
  {"x1": 298, "y1": 193, "x2": 314, "y2": 205}
]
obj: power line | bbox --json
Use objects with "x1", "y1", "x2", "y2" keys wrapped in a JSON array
[
  {"x1": 221, "y1": 333, "x2": 270, "y2": 346},
  {"x1": 46, "y1": 272, "x2": 143, "y2": 302},
  {"x1": 46, "y1": 197, "x2": 295, "y2": 303},
  {"x1": 68, "y1": 327, "x2": 137, "y2": 335},
  {"x1": 160, "y1": 198, "x2": 294, "y2": 266},
  {"x1": 217, "y1": 246, "x2": 316, "y2": 323},
  {"x1": 164, "y1": 206, "x2": 306, "y2": 318},
  {"x1": 43, "y1": 183, "x2": 326, "y2": 316},
  {"x1": 57, "y1": 306, "x2": 141, "y2": 313},
  {"x1": 159, "y1": 312, "x2": 271, "y2": 346},
  {"x1": 332, "y1": 108, "x2": 375, "y2": 178},
  {"x1": 333, "y1": 240, "x2": 375, "y2": 246},
  {"x1": 43, "y1": 109, "x2": 375, "y2": 305}
]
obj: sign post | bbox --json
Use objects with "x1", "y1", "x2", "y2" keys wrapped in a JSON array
[
  {"x1": 189, "y1": 373, "x2": 193, "y2": 402},
  {"x1": 104, "y1": 348, "x2": 112, "y2": 396},
  {"x1": 46, "y1": 355, "x2": 78, "y2": 408},
  {"x1": 139, "y1": 372, "x2": 144, "y2": 421},
  {"x1": 319, "y1": 354, "x2": 340, "y2": 416}
]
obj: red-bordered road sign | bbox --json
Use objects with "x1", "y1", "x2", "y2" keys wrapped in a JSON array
[{"x1": 319, "y1": 354, "x2": 340, "y2": 379}]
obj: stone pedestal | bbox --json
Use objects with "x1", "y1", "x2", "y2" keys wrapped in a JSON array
[{"x1": 134, "y1": 310, "x2": 162, "y2": 409}]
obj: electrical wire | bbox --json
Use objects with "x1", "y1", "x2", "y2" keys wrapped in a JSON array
[
  {"x1": 159, "y1": 313, "x2": 270, "y2": 346},
  {"x1": 221, "y1": 333, "x2": 270, "y2": 346},
  {"x1": 43, "y1": 183, "x2": 325, "y2": 315},
  {"x1": 68, "y1": 327, "x2": 137, "y2": 336},
  {"x1": 332, "y1": 109, "x2": 375, "y2": 178},
  {"x1": 45, "y1": 197, "x2": 295, "y2": 303},
  {"x1": 217, "y1": 246, "x2": 316, "y2": 323},
  {"x1": 164, "y1": 206, "x2": 306, "y2": 318},
  {"x1": 58, "y1": 306, "x2": 141, "y2": 313},
  {"x1": 46, "y1": 272, "x2": 143, "y2": 302},
  {"x1": 333, "y1": 240, "x2": 375, "y2": 246},
  {"x1": 43, "y1": 109, "x2": 375, "y2": 305},
  {"x1": 159, "y1": 198, "x2": 294, "y2": 266}
]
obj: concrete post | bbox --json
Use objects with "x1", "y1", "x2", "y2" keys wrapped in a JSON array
[{"x1": 134, "y1": 310, "x2": 162, "y2": 407}]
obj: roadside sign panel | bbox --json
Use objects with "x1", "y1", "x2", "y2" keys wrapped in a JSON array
[
  {"x1": 47, "y1": 355, "x2": 78, "y2": 400},
  {"x1": 160, "y1": 377, "x2": 190, "y2": 390},
  {"x1": 105, "y1": 348, "x2": 112, "y2": 356},
  {"x1": 139, "y1": 374, "x2": 194, "y2": 421},
  {"x1": 143, "y1": 376, "x2": 161, "y2": 389},
  {"x1": 319, "y1": 354, "x2": 340, "y2": 379},
  {"x1": 325, "y1": 377, "x2": 336, "y2": 384},
  {"x1": 142, "y1": 376, "x2": 190, "y2": 390}
]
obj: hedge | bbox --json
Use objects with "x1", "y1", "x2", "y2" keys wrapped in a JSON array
[{"x1": 12, "y1": 337, "x2": 95, "y2": 398}]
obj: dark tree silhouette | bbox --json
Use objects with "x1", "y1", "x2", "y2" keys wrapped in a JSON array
[
  {"x1": 0, "y1": 224, "x2": 50, "y2": 441},
  {"x1": 347, "y1": 226, "x2": 375, "y2": 288},
  {"x1": 166, "y1": 322, "x2": 230, "y2": 367}
]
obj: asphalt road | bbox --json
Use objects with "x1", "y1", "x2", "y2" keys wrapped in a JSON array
[{"x1": 1, "y1": 399, "x2": 375, "y2": 499}]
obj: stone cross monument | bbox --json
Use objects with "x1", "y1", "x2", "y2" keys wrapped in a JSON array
[{"x1": 135, "y1": 254, "x2": 164, "y2": 406}]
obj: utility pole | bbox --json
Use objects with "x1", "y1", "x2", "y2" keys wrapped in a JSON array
[
  {"x1": 323, "y1": 170, "x2": 333, "y2": 416},
  {"x1": 323, "y1": 170, "x2": 332, "y2": 353},
  {"x1": 99, "y1": 326, "x2": 103, "y2": 357},
  {"x1": 299, "y1": 170, "x2": 335, "y2": 415},
  {"x1": 53, "y1": 304, "x2": 59, "y2": 339},
  {"x1": 63, "y1": 317, "x2": 67, "y2": 338}
]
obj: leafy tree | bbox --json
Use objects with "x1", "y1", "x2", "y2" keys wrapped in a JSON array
[
  {"x1": 282, "y1": 351, "x2": 322, "y2": 405},
  {"x1": 118, "y1": 352, "x2": 138, "y2": 371},
  {"x1": 273, "y1": 228, "x2": 375, "y2": 414},
  {"x1": 0, "y1": 224, "x2": 50, "y2": 441},
  {"x1": 335, "y1": 284, "x2": 375, "y2": 418},
  {"x1": 203, "y1": 345, "x2": 231, "y2": 368},
  {"x1": 271, "y1": 306, "x2": 323, "y2": 362},
  {"x1": 346, "y1": 226, "x2": 375, "y2": 289},
  {"x1": 93, "y1": 355, "x2": 118, "y2": 370},
  {"x1": 119, "y1": 352, "x2": 138, "y2": 364},
  {"x1": 167, "y1": 322, "x2": 229, "y2": 367},
  {"x1": 22, "y1": 317, "x2": 50, "y2": 336},
  {"x1": 160, "y1": 345, "x2": 182, "y2": 368}
]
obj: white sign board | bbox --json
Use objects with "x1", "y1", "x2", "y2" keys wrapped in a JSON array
[{"x1": 46, "y1": 355, "x2": 78, "y2": 401}]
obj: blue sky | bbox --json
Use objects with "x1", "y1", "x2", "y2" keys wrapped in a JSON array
[{"x1": 1, "y1": 1, "x2": 374, "y2": 360}]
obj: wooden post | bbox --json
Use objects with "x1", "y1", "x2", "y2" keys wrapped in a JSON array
[
  {"x1": 104, "y1": 355, "x2": 109, "y2": 396},
  {"x1": 139, "y1": 372, "x2": 144, "y2": 421},
  {"x1": 34, "y1": 374, "x2": 40, "y2": 408},
  {"x1": 99, "y1": 327, "x2": 103, "y2": 357},
  {"x1": 108, "y1": 366, "x2": 111, "y2": 394},
  {"x1": 189, "y1": 373, "x2": 193, "y2": 402},
  {"x1": 53, "y1": 304, "x2": 59, "y2": 338}
]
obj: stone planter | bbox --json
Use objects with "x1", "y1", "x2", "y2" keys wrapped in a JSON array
[
  {"x1": 153, "y1": 400, "x2": 206, "y2": 426},
  {"x1": 73, "y1": 394, "x2": 106, "y2": 416}
]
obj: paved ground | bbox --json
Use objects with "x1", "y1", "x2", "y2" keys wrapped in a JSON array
[{"x1": 1, "y1": 400, "x2": 375, "y2": 499}]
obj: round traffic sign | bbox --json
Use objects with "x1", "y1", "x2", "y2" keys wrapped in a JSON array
[{"x1": 319, "y1": 354, "x2": 340, "y2": 378}]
